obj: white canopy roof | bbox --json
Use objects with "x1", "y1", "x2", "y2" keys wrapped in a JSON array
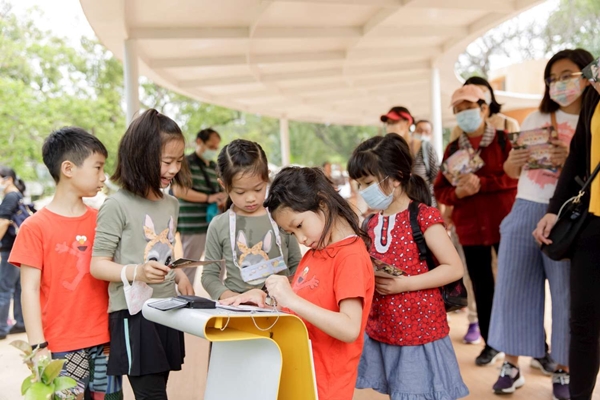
[{"x1": 80, "y1": 0, "x2": 544, "y2": 127}]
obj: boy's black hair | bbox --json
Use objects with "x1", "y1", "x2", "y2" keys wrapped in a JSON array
[
  {"x1": 42, "y1": 127, "x2": 108, "y2": 183},
  {"x1": 264, "y1": 166, "x2": 370, "y2": 250},
  {"x1": 112, "y1": 108, "x2": 191, "y2": 199},
  {"x1": 540, "y1": 48, "x2": 594, "y2": 113}
]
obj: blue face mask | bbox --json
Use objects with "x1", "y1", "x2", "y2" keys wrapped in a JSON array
[
  {"x1": 359, "y1": 177, "x2": 394, "y2": 210},
  {"x1": 456, "y1": 108, "x2": 483, "y2": 133}
]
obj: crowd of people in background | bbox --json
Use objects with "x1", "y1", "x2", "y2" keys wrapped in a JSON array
[{"x1": 0, "y1": 48, "x2": 599, "y2": 400}]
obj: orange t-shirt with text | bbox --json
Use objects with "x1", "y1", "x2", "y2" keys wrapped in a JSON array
[
  {"x1": 290, "y1": 236, "x2": 374, "y2": 400},
  {"x1": 9, "y1": 207, "x2": 109, "y2": 352}
]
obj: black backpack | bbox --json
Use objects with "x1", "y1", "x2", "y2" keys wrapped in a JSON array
[
  {"x1": 7, "y1": 197, "x2": 34, "y2": 237},
  {"x1": 408, "y1": 201, "x2": 467, "y2": 312}
]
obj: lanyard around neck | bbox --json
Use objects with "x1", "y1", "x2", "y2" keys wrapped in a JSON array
[{"x1": 228, "y1": 206, "x2": 284, "y2": 269}]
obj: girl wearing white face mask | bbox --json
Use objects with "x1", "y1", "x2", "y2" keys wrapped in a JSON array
[
  {"x1": 348, "y1": 133, "x2": 468, "y2": 400},
  {"x1": 488, "y1": 48, "x2": 593, "y2": 399},
  {"x1": 434, "y1": 84, "x2": 518, "y2": 367}
]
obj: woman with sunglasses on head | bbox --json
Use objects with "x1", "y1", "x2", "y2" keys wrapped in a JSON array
[
  {"x1": 381, "y1": 106, "x2": 439, "y2": 206},
  {"x1": 489, "y1": 48, "x2": 594, "y2": 400},
  {"x1": 534, "y1": 52, "x2": 600, "y2": 400}
]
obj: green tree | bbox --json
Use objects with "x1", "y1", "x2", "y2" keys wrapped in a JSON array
[
  {"x1": 456, "y1": 0, "x2": 600, "y2": 79},
  {"x1": 543, "y1": 0, "x2": 600, "y2": 56},
  {"x1": 1, "y1": 1, "x2": 378, "y2": 189}
]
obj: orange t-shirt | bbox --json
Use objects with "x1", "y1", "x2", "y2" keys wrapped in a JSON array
[
  {"x1": 9, "y1": 207, "x2": 109, "y2": 352},
  {"x1": 290, "y1": 236, "x2": 374, "y2": 400}
]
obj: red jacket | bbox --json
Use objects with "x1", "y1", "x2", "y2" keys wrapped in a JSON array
[{"x1": 434, "y1": 131, "x2": 518, "y2": 246}]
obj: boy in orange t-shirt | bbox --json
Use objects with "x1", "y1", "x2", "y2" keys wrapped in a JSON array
[{"x1": 9, "y1": 127, "x2": 122, "y2": 399}]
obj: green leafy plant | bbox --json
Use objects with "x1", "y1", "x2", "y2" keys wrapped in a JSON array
[{"x1": 10, "y1": 340, "x2": 78, "y2": 400}]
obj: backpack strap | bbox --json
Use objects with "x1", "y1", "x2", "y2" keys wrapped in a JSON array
[
  {"x1": 408, "y1": 201, "x2": 436, "y2": 270},
  {"x1": 421, "y1": 141, "x2": 431, "y2": 176},
  {"x1": 448, "y1": 138, "x2": 460, "y2": 156},
  {"x1": 497, "y1": 129, "x2": 507, "y2": 152}
]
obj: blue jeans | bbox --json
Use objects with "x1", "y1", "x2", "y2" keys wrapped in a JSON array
[{"x1": 0, "y1": 250, "x2": 24, "y2": 336}]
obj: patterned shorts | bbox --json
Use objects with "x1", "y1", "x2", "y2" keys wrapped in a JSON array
[{"x1": 52, "y1": 344, "x2": 123, "y2": 399}]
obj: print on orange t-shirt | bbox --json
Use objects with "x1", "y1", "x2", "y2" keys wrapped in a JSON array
[
  {"x1": 290, "y1": 236, "x2": 374, "y2": 400},
  {"x1": 9, "y1": 207, "x2": 110, "y2": 353}
]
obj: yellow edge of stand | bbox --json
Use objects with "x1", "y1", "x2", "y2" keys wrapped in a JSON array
[{"x1": 205, "y1": 314, "x2": 317, "y2": 400}]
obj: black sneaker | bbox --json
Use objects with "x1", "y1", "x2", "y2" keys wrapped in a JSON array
[
  {"x1": 476, "y1": 346, "x2": 503, "y2": 366},
  {"x1": 531, "y1": 352, "x2": 558, "y2": 376},
  {"x1": 8, "y1": 325, "x2": 26, "y2": 335}
]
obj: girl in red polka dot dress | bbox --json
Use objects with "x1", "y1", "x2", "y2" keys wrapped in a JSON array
[{"x1": 349, "y1": 133, "x2": 469, "y2": 400}]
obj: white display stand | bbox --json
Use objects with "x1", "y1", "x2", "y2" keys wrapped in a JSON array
[{"x1": 143, "y1": 300, "x2": 318, "y2": 400}]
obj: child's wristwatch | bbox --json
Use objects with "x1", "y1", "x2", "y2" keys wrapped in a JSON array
[{"x1": 31, "y1": 341, "x2": 49, "y2": 351}]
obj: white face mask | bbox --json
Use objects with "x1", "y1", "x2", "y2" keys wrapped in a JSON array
[
  {"x1": 121, "y1": 265, "x2": 153, "y2": 315},
  {"x1": 202, "y1": 149, "x2": 218, "y2": 161},
  {"x1": 359, "y1": 177, "x2": 394, "y2": 210},
  {"x1": 413, "y1": 133, "x2": 430, "y2": 142}
]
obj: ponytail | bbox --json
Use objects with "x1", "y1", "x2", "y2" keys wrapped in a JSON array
[
  {"x1": 407, "y1": 174, "x2": 431, "y2": 206},
  {"x1": 14, "y1": 178, "x2": 26, "y2": 194},
  {"x1": 0, "y1": 166, "x2": 26, "y2": 194}
]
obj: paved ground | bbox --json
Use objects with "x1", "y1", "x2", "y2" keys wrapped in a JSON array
[{"x1": 2, "y1": 260, "x2": 598, "y2": 399}]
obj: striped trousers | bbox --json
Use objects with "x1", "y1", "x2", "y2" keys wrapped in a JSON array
[{"x1": 488, "y1": 199, "x2": 570, "y2": 366}]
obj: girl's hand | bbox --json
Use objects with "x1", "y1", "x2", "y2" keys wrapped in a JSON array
[
  {"x1": 550, "y1": 139, "x2": 569, "y2": 167},
  {"x1": 265, "y1": 275, "x2": 297, "y2": 309},
  {"x1": 533, "y1": 213, "x2": 558, "y2": 245},
  {"x1": 505, "y1": 148, "x2": 531, "y2": 168},
  {"x1": 136, "y1": 261, "x2": 170, "y2": 284},
  {"x1": 219, "y1": 289, "x2": 267, "y2": 307},
  {"x1": 209, "y1": 192, "x2": 227, "y2": 204},
  {"x1": 175, "y1": 272, "x2": 194, "y2": 296},
  {"x1": 375, "y1": 275, "x2": 410, "y2": 295}
]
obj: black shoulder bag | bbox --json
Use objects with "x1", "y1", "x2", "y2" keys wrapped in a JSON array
[
  {"x1": 408, "y1": 201, "x2": 467, "y2": 312},
  {"x1": 541, "y1": 161, "x2": 600, "y2": 261}
]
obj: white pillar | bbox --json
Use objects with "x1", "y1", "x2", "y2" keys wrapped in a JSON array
[
  {"x1": 280, "y1": 118, "x2": 290, "y2": 167},
  {"x1": 430, "y1": 67, "x2": 444, "y2": 160},
  {"x1": 123, "y1": 39, "x2": 140, "y2": 125}
]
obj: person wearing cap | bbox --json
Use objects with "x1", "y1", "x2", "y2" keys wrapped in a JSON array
[
  {"x1": 434, "y1": 84, "x2": 518, "y2": 367},
  {"x1": 447, "y1": 76, "x2": 520, "y2": 350},
  {"x1": 381, "y1": 106, "x2": 439, "y2": 206},
  {"x1": 450, "y1": 77, "x2": 520, "y2": 142}
]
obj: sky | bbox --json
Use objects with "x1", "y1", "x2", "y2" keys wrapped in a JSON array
[{"x1": 6, "y1": 0, "x2": 559, "y2": 71}]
